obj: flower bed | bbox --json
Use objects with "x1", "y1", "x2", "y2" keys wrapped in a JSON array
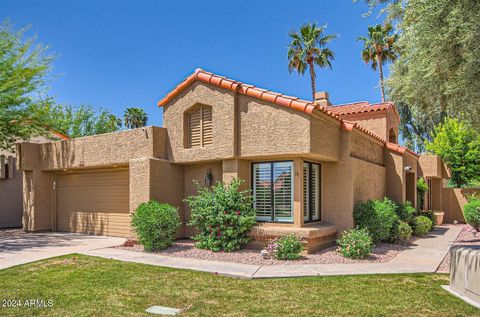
[{"x1": 116, "y1": 238, "x2": 413, "y2": 266}]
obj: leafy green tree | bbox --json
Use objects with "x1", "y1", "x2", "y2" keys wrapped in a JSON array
[
  {"x1": 30, "y1": 99, "x2": 122, "y2": 138},
  {"x1": 357, "y1": 23, "x2": 397, "y2": 102},
  {"x1": 426, "y1": 118, "x2": 480, "y2": 188},
  {"x1": 388, "y1": 0, "x2": 480, "y2": 151},
  {"x1": 123, "y1": 107, "x2": 148, "y2": 129},
  {"x1": 287, "y1": 23, "x2": 336, "y2": 100},
  {"x1": 0, "y1": 21, "x2": 53, "y2": 150}
]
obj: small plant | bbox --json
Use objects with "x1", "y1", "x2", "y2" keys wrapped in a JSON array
[
  {"x1": 390, "y1": 221, "x2": 412, "y2": 244},
  {"x1": 412, "y1": 216, "x2": 432, "y2": 237},
  {"x1": 267, "y1": 235, "x2": 304, "y2": 260},
  {"x1": 395, "y1": 201, "x2": 415, "y2": 223},
  {"x1": 185, "y1": 179, "x2": 256, "y2": 252},
  {"x1": 463, "y1": 197, "x2": 480, "y2": 234},
  {"x1": 354, "y1": 198, "x2": 399, "y2": 242},
  {"x1": 337, "y1": 228, "x2": 374, "y2": 259},
  {"x1": 413, "y1": 210, "x2": 436, "y2": 231},
  {"x1": 131, "y1": 201, "x2": 181, "y2": 252}
]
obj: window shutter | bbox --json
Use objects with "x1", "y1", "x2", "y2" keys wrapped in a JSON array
[
  {"x1": 202, "y1": 106, "x2": 212, "y2": 146},
  {"x1": 311, "y1": 163, "x2": 320, "y2": 221},
  {"x1": 303, "y1": 163, "x2": 309, "y2": 221},
  {"x1": 188, "y1": 108, "x2": 202, "y2": 148},
  {"x1": 273, "y1": 162, "x2": 293, "y2": 222},
  {"x1": 253, "y1": 163, "x2": 272, "y2": 221},
  {"x1": 188, "y1": 106, "x2": 212, "y2": 148}
]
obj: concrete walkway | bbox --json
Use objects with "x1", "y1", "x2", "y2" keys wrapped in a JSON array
[
  {"x1": 82, "y1": 225, "x2": 463, "y2": 279},
  {"x1": 0, "y1": 229, "x2": 125, "y2": 270}
]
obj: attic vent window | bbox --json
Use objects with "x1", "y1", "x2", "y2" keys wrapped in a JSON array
[{"x1": 187, "y1": 105, "x2": 212, "y2": 148}]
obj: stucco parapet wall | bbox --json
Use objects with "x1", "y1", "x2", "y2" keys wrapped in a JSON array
[
  {"x1": 419, "y1": 155, "x2": 451, "y2": 179},
  {"x1": 17, "y1": 126, "x2": 168, "y2": 171}
]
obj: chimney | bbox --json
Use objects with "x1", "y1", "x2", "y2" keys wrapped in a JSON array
[{"x1": 314, "y1": 91, "x2": 331, "y2": 108}]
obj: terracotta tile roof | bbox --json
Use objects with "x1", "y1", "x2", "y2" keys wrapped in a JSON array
[
  {"x1": 330, "y1": 101, "x2": 400, "y2": 122},
  {"x1": 157, "y1": 68, "x2": 416, "y2": 158}
]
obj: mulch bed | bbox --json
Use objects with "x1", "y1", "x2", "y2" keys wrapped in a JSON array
[
  {"x1": 116, "y1": 238, "x2": 415, "y2": 266},
  {"x1": 437, "y1": 225, "x2": 480, "y2": 272}
]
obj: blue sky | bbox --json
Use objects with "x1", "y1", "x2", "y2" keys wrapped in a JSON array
[{"x1": 1, "y1": 0, "x2": 387, "y2": 126}]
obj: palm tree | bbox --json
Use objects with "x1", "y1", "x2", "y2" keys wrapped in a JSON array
[
  {"x1": 357, "y1": 23, "x2": 398, "y2": 102},
  {"x1": 287, "y1": 23, "x2": 336, "y2": 100},
  {"x1": 123, "y1": 107, "x2": 148, "y2": 129}
]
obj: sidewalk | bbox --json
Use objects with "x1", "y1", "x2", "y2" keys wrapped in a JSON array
[{"x1": 81, "y1": 225, "x2": 462, "y2": 279}]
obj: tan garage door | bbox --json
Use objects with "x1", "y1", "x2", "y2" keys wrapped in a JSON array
[{"x1": 56, "y1": 169, "x2": 130, "y2": 237}]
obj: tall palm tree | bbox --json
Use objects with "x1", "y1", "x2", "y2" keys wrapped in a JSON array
[
  {"x1": 287, "y1": 23, "x2": 336, "y2": 100},
  {"x1": 357, "y1": 23, "x2": 398, "y2": 102},
  {"x1": 123, "y1": 107, "x2": 148, "y2": 129}
]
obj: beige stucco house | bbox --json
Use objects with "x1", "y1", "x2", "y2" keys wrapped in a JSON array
[{"x1": 16, "y1": 69, "x2": 450, "y2": 252}]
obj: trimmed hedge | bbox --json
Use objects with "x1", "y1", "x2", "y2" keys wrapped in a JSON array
[
  {"x1": 131, "y1": 201, "x2": 181, "y2": 252},
  {"x1": 390, "y1": 221, "x2": 412, "y2": 244}
]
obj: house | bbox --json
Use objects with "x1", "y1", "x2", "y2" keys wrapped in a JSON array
[
  {"x1": 1, "y1": 132, "x2": 69, "y2": 228},
  {"x1": 16, "y1": 69, "x2": 450, "y2": 252}
]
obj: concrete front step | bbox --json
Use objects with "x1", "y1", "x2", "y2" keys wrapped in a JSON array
[{"x1": 247, "y1": 223, "x2": 337, "y2": 253}]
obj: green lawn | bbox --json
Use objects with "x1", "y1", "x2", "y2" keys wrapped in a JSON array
[{"x1": 0, "y1": 255, "x2": 478, "y2": 317}]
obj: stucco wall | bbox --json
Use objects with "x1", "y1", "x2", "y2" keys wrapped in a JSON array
[
  {"x1": 239, "y1": 95, "x2": 311, "y2": 159},
  {"x1": 342, "y1": 112, "x2": 388, "y2": 140},
  {"x1": 350, "y1": 132, "x2": 384, "y2": 166},
  {"x1": 385, "y1": 150, "x2": 405, "y2": 204},
  {"x1": 0, "y1": 159, "x2": 23, "y2": 227},
  {"x1": 163, "y1": 82, "x2": 236, "y2": 163},
  {"x1": 352, "y1": 157, "x2": 386, "y2": 206},
  {"x1": 18, "y1": 127, "x2": 167, "y2": 171},
  {"x1": 322, "y1": 131, "x2": 354, "y2": 233},
  {"x1": 23, "y1": 170, "x2": 54, "y2": 231},
  {"x1": 309, "y1": 115, "x2": 340, "y2": 161},
  {"x1": 442, "y1": 188, "x2": 480, "y2": 223}
]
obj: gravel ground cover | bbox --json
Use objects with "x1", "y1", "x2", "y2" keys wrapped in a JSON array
[
  {"x1": 116, "y1": 238, "x2": 415, "y2": 265},
  {"x1": 437, "y1": 225, "x2": 480, "y2": 272}
]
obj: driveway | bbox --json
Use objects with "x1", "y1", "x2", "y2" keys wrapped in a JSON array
[{"x1": 0, "y1": 229, "x2": 125, "y2": 270}]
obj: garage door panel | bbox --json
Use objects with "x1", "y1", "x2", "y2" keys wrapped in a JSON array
[{"x1": 56, "y1": 169, "x2": 130, "y2": 237}]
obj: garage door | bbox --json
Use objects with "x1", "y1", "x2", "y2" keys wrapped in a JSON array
[{"x1": 56, "y1": 169, "x2": 130, "y2": 237}]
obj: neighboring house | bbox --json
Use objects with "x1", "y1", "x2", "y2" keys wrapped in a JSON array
[
  {"x1": 1, "y1": 132, "x2": 68, "y2": 228},
  {"x1": 17, "y1": 69, "x2": 450, "y2": 252}
]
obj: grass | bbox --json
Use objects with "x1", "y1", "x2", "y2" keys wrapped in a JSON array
[{"x1": 0, "y1": 254, "x2": 478, "y2": 317}]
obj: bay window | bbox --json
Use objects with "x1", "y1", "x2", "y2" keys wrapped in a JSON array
[{"x1": 253, "y1": 161, "x2": 293, "y2": 222}]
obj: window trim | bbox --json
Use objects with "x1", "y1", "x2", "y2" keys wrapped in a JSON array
[
  {"x1": 303, "y1": 161, "x2": 322, "y2": 223},
  {"x1": 251, "y1": 160, "x2": 294, "y2": 223}
]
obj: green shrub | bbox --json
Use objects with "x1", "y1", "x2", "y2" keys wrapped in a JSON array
[
  {"x1": 413, "y1": 210, "x2": 436, "y2": 231},
  {"x1": 337, "y1": 228, "x2": 374, "y2": 259},
  {"x1": 354, "y1": 198, "x2": 399, "y2": 242},
  {"x1": 131, "y1": 201, "x2": 181, "y2": 252},
  {"x1": 390, "y1": 221, "x2": 412, "y2": 244},
  {"x1": 268, "y1": 235, "x2": 304, "y2": 260},
  {"x1": 412, "y1": 216, "x2": 432, "y2": 236},
  {"x1": 396, "y1": 201, "x2": 415, "y2": 223},
  {"x1": 417, "y1": 177, "x2": 428, "y2": 209},
  {"x1": 463, "y1": 197, "x2": 480, "y2": 231},
  {"x1": 185, "y1": 179, "x2": 256, "y2": 252}
]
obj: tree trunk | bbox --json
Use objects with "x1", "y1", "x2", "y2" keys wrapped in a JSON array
[
  {"x1": 377, "y1": 53, "x2": 385, "y2": 102},
  {"x1": 309, "y1": 60, "x2": 316, "y2": 100}
]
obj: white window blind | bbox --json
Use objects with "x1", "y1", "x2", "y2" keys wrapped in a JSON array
[
  {"x1": 188, "y1": 106, "x2": 212, "y2": 148},
  {"x1": 253, "y1": 161, "x2": 293, "y2": 222}
]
